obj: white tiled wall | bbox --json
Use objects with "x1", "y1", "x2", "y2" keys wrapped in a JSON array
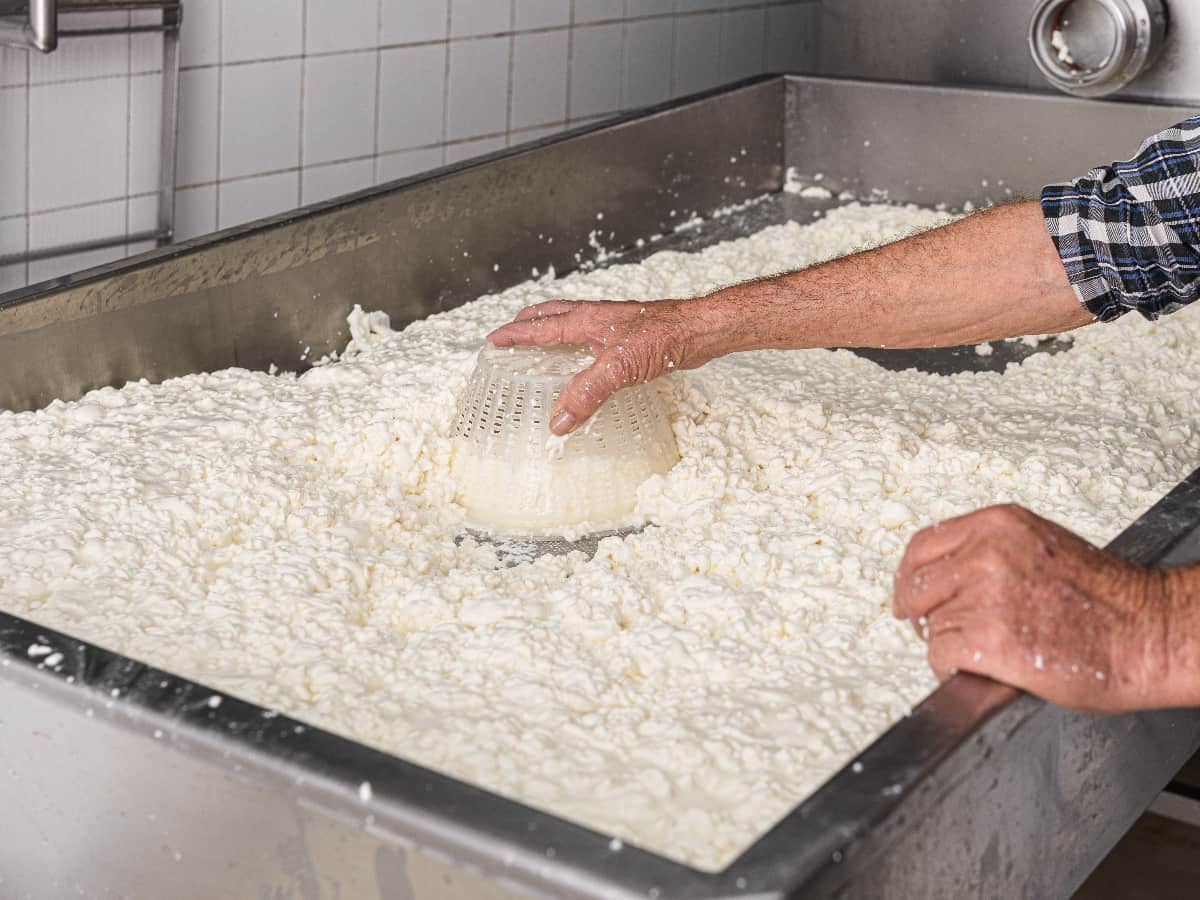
[{"x1": 0, "y1": 0, "x2": 816, "y2": 289}]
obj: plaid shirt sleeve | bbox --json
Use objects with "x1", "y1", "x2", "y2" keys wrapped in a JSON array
[{"x1": 1041, "y1": 116, "x2": 1200, "y2": 322}]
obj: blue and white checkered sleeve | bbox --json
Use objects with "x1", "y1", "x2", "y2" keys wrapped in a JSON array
[{"x1": 1041, "y1": 116, "x2": 1200, "y2": 322}]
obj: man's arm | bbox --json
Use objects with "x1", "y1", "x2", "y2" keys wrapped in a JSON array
[{"x1": 490, "y1": 200, "x2": 1091, "y2": 435}]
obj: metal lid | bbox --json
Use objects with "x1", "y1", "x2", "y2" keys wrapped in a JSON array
[{"x1": 1029, "y1": 0, "x2": 1168, "y2": 98}]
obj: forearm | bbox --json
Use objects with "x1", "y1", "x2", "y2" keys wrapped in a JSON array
[
  {"x1": 699, "y1": 200, "x2": 1093, "y2": 354},
  {"x1": 1156, "y1": 566, "x2": 1200, "y2": 708}
]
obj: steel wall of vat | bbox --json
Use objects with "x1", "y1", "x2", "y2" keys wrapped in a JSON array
[{"x1": 805, "y1": 0, "x2": 1200, "y2": 105}]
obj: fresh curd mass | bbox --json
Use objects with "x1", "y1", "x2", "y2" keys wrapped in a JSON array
[{"x1": 2, "y1": 203, "x2": 1199, "y2": 869}]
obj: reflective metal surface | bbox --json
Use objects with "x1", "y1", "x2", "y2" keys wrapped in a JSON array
[
  {"x1": 807, "y1": 0, "x2": 1200, "y2": 105},
  {"x1": 783, "y1": 77, "x2": 1198, "y2": 210},
  {"x1": 1029, "y1": 0, "x2": 1168, "y2": 98},
  {"x1": 0, "y1": 0, "x2": 55, "y2": 51},
  {"x1": 2, "y1": 77, "x2": 1200, "y2": 899}
]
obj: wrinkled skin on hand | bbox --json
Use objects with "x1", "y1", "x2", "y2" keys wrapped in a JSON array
[
  {"x1": 893, "y1": 504, "x2": 1182, "y2": 713},
  {"x1": 487, "y1": 299, "x2": 725, "y2": 435}
]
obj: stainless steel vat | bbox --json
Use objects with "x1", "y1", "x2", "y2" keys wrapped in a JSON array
[{"x1": 2, "y1": 76, "x2": 1199, "y2": 900}]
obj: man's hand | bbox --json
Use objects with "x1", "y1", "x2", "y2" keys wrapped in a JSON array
[
  {"x1": 893, "y1": 504, "x2": 1188, "y2": 713},
  {"x1": 487, "y1": 298, "x2": 731, "y2": 434}
]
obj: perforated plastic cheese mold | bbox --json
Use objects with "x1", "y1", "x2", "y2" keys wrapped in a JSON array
[{"x1": 451, "y1": 344, "x2": 679, "y2": 536}]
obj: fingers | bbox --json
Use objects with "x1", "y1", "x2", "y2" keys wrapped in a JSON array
[
  {"x1": 926, "y1": 605, "x2": 1014, "y2": 683},
  {"x1": 894, "y1": 517, "x2": 973, "y2": 604},
  {"x1": 926, "y1": 626, "x2": 970, "y2": 682},
  {"x1": 514, "y1": 300, "x2": 577, "y2": 323},
  {"x1": 549, "y1": 351, "x2": 638, "y2": 434},
  {"x1": 894, "y1": 552, "x2": 964, "y2": 626},
  {"x1": 892, "y1": 504, "x2": 1041, "y2": 618},
  {"x1": 488, "y1": 313, "x2": 586, "y2": 348},
  {"x1": 893, "y1": 519, "x2": 975, "y2": 618}
]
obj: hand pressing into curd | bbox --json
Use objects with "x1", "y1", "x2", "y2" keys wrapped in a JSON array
[
  {"x1": 893, "y1": 504, "x2": 1196, "y2": 714},
  {"x1": 487, "y1": 298, "x2": 734, "y2": 435}
]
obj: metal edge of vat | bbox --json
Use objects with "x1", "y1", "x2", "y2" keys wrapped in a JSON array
[
  {"x1": 0, "y1": 75, "x2": 786, "y2": 414},
  {"x1": 779, "y1": 74, "x2": 1200, "y2": 207},
  {"x1": 3, "y1": 471, "x2": 1200, "y2": 900},
  {"x1": 2, "y1": 76, "x2": 1200, "y2": 899}
]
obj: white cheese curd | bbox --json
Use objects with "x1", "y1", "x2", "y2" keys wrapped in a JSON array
[{"x1": 2, "y1": 203, "x2": 1199, "y2": 870}]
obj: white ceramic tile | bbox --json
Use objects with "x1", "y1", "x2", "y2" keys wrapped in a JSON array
[
  {"x1": 766, "y1": 3, "x2": 818, "y2": 74},
  {"x1": 220, "y1": 58, "x2": 302, "y2": 179},
  {"x1": 306, "y1": 0, "x2": 380, "y2": 54},
  {"x1": 177, "y1": 67, "x2": 220, "y2": 186},
  {"x1": 218, "y1": 170, "x2": 300, "y2": 228},
  {"x1": 301, "y1": 158, "x2": 375, "y2": 204},
  {"x1": 672, "y1": 11, "x2": 721, "y2": 96},
  {"x1": 375, "y1": 146, "x2": 444, "y2": 183},
  {"x1": 127, "y1": 192, "x2": 158, "y2": 236},
  {"x1": 575, "y1": 0, "x2": 625, "y2": 24},
  {"x1": 0, "y1": 49, "x2": 27, "y2": 88},
  {"x1": 28, "y1": 197, "x2": 125, "y2": 251},
  {"x1": 181, "y1": 0, "x2": 221, "y2": 68},
  {"x1": 0, "y1": 88, "x2": 26, "y2": 218},
  {"x1": 222, "y1": 0, "x2": 304, "y2": 63},
  {"x1": 570, "y1": 24, "x2": 622, "y2": 118},
  {"x1": 446, "y1": 36, "x2": 508, "y2": 140},
  {"x1": 29, "y1": 78, "x2": 128, "y2": 212},
  {"x1": 128, "y1": 73, "x2": 163, "y2": 198},
  {"x1": 627, "y1": 0, "x2": 674, "y2": 17},
  {"x1": 451, "y1": 0, "x2": 513, "y2": 38},
  {"x1": 621, "y1": 17, "x2": 672, "y2": 109},
  {"x1": 174, "y1": 185, "x2": 218, "y2": 240},
  {"x1": 0, "y1": 263, "x2": 24, "y2": 292},
  {"x1": 514, "y1": 0, "x2": 570, "y2": 30},
  {"x1": 27, "y1": 198, "x2": 126, "y2": 283},
  {"x1": 511, "y1": 30, "x2": 568, "y2": 130},
  {"x1": 30, "y1": 12, "x2": 129, "y2": 84},
  {"x1": 444, "y1": 134, "x2": 506, "y2": 164},
  {"x1": 675, "y1": 0, "x2": 723, "y2": 12},
  {"x1": 126, "y1": 237, "x2": 158, "y2": 256},
  {"x1": 381, "y1": 0, "x2": 449, "y2": 44},
  {"x1": 303, "y1": 51, "x2": 377, "y2": 166},
  {"x1": 0, "y1": 216, "x2": 25, "y2": 255},
  {"x1": 720, "y1": 8, "x2": 764, "y2": 83},
  {"x1": 378, "y1": 43, "x2": 446, "y2": 152}
]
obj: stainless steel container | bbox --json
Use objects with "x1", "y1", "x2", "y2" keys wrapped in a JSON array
[{"x1": 1, "y1": 76, "x2": 1199, "y2": 899}]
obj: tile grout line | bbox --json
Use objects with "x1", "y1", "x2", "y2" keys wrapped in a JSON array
[
  {"x1": 668, "y1": 4, "x2": 679, "y2": 99},
  {"x1": 716, "y1": 4, "x2": 726, "y2": 87},
  {"x1": 23, "y1": 48, "x2": 30, "y2": 279},
  {"x1": 504, "y1": 0, "x2": 516, "y2": 145},
  {"x1": 439, "y1": 0, "x2": 452, "y2": 164},
  {"x1": 565, "y1": 0, "x2": 576, "y2": 121},
  {"x1": 617, "y1": 0, "x2": 628, "y2": 112},
  {"x1": 759, "y1": 0, "x2": 771, "y2": 74},
  {"x1": 123, "y1": 16, "x2": 132, "y2": 253},
  {"x1": 297, "y1": 0, "x2": 309, "y2": 207},
  {"x1": 214, "y1": 0, "x2": 225, "y2": 229},
  {"x1": 371, "y1": 0, "x2": 384, "y2": 185}
]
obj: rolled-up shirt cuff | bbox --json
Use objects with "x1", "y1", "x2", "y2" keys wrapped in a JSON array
[{"x1": 1040, "y1": 182, "x2": 1127, "y2": 322}]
